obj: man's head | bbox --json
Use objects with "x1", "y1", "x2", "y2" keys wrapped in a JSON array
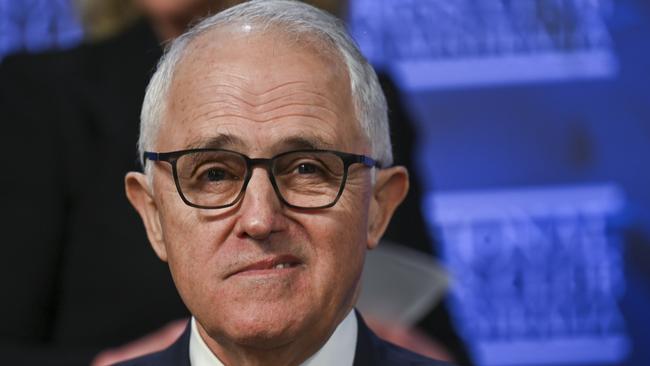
[{"x1": 125, "y1": 0, "x2": 408, "y2": 364}]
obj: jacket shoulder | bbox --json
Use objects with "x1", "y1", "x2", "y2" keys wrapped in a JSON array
[
  {"x1": 354, "y1": 311, "x2": 455, "y2": 366},
  {"x1": 377, "y1": 337, "x2": 455, "y2": 366},
  {"x1": 114, "y1": 322, "x2": 191, "y2": 366}
]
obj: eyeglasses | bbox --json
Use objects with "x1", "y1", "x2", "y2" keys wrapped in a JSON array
[{"x1": 143, "y1": 149, "x2": 380, "y2": 209}]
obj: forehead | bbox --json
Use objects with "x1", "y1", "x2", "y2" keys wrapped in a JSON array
[{"x1": 159, "y1": 26, "x2": 363, "y2": 154}]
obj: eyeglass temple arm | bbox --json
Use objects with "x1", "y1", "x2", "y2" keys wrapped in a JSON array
[
  {"x1": 143, "y1": 151, "x2": 160, "y2": 161},
  {"x1": 357, "y1": 155, "x2": 382, "y2": 169},
  {"x1": 142, "y1": 151, "x2": 165, "y2": 168}
]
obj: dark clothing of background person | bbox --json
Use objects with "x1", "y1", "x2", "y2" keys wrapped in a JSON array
[
  {"x1": 0, "y1": 18, "x2": 470, "y2": 366},
  {"x1": 0, "y1": 19, "x2": 188, "y2": 365}
]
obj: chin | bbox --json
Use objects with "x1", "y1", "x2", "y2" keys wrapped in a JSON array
[{"x1": 207, "y1": 306, "x2": 312, "y2": 348}]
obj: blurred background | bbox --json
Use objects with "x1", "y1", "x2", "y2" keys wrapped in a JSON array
[{"x1": 1, "y1": 0, "x2": 649, "y2": 365}]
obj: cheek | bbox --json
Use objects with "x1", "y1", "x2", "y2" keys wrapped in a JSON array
[
  {"x1": 301, "y1": 186, "x2": 370, "y2": 292},
  {"x1": 158, "y1": 195, "x2": 233, "y2": 302}
]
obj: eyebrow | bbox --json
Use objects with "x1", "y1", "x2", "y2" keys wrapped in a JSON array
[
  {"x1": 185, "y1": 134, "x2": 245, "y2": 150},
  {"x1": 271, "y1": 136, "x2": 336, "y2": 152},
  {"x1": 185, "y1": 133, "x2": 337, "y2": 154}
]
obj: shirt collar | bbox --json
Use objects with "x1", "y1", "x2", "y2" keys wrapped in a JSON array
[
  {"x1": 189, "y1": 317, "x2": 223, "y2": 366},
  {"x1": 189, "y1": 310, "x2": 358, "y2": 366}
]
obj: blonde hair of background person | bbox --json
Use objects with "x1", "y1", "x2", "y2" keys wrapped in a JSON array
[{"x1": 73, "y1": 0, "x2": 346, "y2": 42}]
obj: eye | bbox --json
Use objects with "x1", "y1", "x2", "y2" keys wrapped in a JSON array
[
  {"x1": 297, "y1": 163, "x2": 318, "y2": 174},
  {"x1": 205, "y1": 168, "x2": 227, "y2": 181},
  {"x1": 195, "y1": 164, "x2": 240, "y2": 183},
  {"x1": 274, "y1": 153, "x2": 339, "y2": 179}
]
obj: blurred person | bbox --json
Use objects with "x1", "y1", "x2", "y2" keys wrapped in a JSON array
[
  {"x1": 375, "y1": 74, "x2": 473, "y2": 366},
  {"x1": 119, "y1": 1, "x2": 451, "y2": 364}
]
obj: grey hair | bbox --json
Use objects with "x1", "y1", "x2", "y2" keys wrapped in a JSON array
[{"x1": 139, "y1": 0, "x2": 392, "y2": 176}]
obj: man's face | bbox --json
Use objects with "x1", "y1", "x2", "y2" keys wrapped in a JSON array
[{"x1": 149, "y1": 28, "x2": 373, "y2": 351}]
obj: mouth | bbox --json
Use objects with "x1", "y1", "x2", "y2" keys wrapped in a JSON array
[{"x1": 227, "y1": 255, "x2": 303, "y2": 278}]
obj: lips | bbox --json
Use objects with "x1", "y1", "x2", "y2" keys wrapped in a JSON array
[{"x1": 226, "y1": 254, "x2": 302, "y2": 278}]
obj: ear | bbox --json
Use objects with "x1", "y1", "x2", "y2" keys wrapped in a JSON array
[
  {"x1": 367, "y1": 166, "x2": 409, "y2": 250},
  {"x1": 125, "y1": 172, "x2": 168, "y2": 262}
]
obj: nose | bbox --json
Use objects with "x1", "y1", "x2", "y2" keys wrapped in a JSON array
[{"x1": 234, "y1": 167, "x2": 283, "y2": 240}]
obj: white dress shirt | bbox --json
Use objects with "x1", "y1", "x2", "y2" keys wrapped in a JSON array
[{"x1": 189, "y1": 310, "x2": 358, "y2": 366}]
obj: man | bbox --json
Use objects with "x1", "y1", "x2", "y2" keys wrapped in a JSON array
[{"x1": 122, "y1": 0, "x2": 453, "y2": 364}]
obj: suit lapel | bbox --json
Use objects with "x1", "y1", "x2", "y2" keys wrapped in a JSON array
[{"x1": 352, "y1": 311, "x2": 381, "y2": 366}]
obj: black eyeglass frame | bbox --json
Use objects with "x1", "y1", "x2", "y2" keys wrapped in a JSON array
[{"x1": 143, "y1": 148, "x2": 381, "y2": 210}]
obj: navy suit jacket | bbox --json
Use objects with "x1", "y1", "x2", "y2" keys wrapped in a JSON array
[{"x1": 116, "y1": 313, "x2": 453, "y2": 366}]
